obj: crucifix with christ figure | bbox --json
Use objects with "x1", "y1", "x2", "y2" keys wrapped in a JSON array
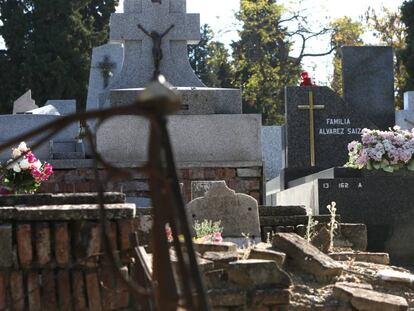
[{"x1": 298, "y1": 91, "x2": 325, "y2": 166}]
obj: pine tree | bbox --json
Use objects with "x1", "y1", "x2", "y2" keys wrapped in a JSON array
[
  {"x1": 0, "y1": 0, "x2": 118, "y2": 113},
  {"x1": 232, "y1": 0, "x2": 301, "y2": 125}
]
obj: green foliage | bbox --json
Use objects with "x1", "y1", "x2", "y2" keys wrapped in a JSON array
[
  {"x1": 0, "y1": 0, "x2": 118, "y2": 113},
  {"x1": 401, "y1": 1, "x2": 414, "y2": 98},
  {"x1": 366, "y1": 7, "x2": 407, "y2": 109},
  {"x1": 188, "y1": 24, "x2": 234, "y2": 88},
  {"x1": 232, "y1": 0, "x2": 301, "y2": 125},
  {"x1": 330, "y1": 17, "x2": 364, "y2": 96},
  {"x1": 193, "y1": 219, "x2": 223, "y2": 240}
]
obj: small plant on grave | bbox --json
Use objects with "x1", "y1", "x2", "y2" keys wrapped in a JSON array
[
  {"x1": 305, "y1": 207, "x2": 319, "y2": 242},
  {"x1": 345, "y1": 126, "x2": 414, "y2": 172},
  {"x1": 193, "y1": 220, "x2": 223, "y2": 243},
  {"x1": 0, "y1": 142, "x2": 54, "y2": 195},
  {"x1": 326, "y1": 201, "x2": 339, "y2": 251}
]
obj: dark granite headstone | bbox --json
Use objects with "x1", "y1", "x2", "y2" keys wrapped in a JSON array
[
  {"x1": 285, "y1": 86, "x2": 377, "y2": 170},
  {"x1": 342, "y1": 46, "x2": 395, "y2": 130}
]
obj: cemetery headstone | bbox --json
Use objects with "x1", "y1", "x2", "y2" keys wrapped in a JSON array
[
  {"x1": 86, "y1": 43, "x2": 123, "y2": 111},
  {"x1": 186, "y1": 182, "x2": 261, "y2": 239},
  {"x1": 13, "y1": 90, "x2": 38, "y2": 114},
  {"x1": 284, "y1": 86, "x2": 377, "y2": 170},
  {"x1": 342, "y1": 46, "x2": 395, "y2": 130}
]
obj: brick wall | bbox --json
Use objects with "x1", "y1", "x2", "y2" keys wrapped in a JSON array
[{"x1": 39, "y1": 166, "x2": 264, "y2": 204}]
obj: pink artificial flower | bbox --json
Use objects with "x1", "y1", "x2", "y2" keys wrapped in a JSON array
[
  {"x1": 214, "y1": 232, "x2": 223, "y2": 242},
  {"x1": 165, "y1": 226, "x2": 173, "y2": 242},
  {"x1": 26, "y1": 152, "x2": 37, "y2": 164},
  {"x1": 31, "y1": 168, "x2": 43, "y2": 181},
  {"x1": 43, "y1": 163, "x2": 53, "y2": 178}
]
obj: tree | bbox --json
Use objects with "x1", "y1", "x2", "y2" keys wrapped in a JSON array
[
  {"x1": 401, "y1": 1, "x2": 414, "y2": 99},
  {"x1": 329, "y1": 17, "x2": 364, "y2": 96},
  {"x1": 366, "y1": 7, "x2": 407, "y2": 109},
  {"x1": 188, "y1": 24, "x2": 234, "y2": 88},
  {"x1": 0, "y1": 0, "x2": 118, "y2": 113},
  {"x1": 232, "y1": 0, "x2": 335, "y2": 125}
]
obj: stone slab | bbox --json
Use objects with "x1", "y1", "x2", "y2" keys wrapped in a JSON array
[
  {"x1": 261, "y1": 126, "x2": 284, "y2": 181},
  {"x1": 329, "y1": 252, "x2": 390, "y2": 265},
  {"x1": 342, "y1": 46, "x2": 395, "y2": 130},
  {"x1": 0, "y1": 225, "x2": 12, "y2": 268},
  {"x1": 248, "y1": 248, "x2": 286, "y2": 267},
  {"x1": 333, "y1": 282, "x2": 408, "y2": 311},
  {"x1": 109, "y1": 87, "x2": 242, "y2": 114},
  {"x1": 193, "y1": 242, "x2": 238, "y2": 255},
  {"x1": 284, "y1": 86, "x2": 377, "y2": 170},
  {"x1": 259, "y1": 206, "x2": 307, "y2": 216},
  {"x1": 191, "y1": 180, "x2": 226, "y2": 200},
  {"x1": 96, "y1": 114, "x2": 262, "y2": 163},
  {"x1": 227, "y1": 259, "x2": 292, "y2": 289},
  {"x1": 0, "y1": 115, "x2": 80, "y2": 160},
  {"x1": 187, "y1": 183, "x2": 261, "y2": 239},
  {"x1": 0, "y1": 204, "x2": 136, "y2": 220},
  {"x1": 13, "y1": 90, "x2": 38, "y2": 114},
  {"x1": 44, "y1": 100, "x2": 77, "y2": 116},
  {"x1": 0, "y1": 192, "x2": 126, "y2": 206},
  {"x1": 272, "y1": 233, "x2": 343, "y2": 282}
]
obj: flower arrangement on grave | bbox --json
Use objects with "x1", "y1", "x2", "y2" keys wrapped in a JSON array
[
  {"x1": 300, "y1": 71, "x2": 316, "y2": 86},
  {"x1": 345, "y1": 126, "x2": 414, "y2": 172},
  {"x1": 193, "y1": 220, "x2": 223, "y2": 243},
  {"x1": 0, "y1": 142, "x2": 54, "y2": 194}
]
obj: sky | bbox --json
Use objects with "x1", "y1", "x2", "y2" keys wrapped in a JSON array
[{"x1": 0, "y1": 0, "x2": 405, "y2": 84}]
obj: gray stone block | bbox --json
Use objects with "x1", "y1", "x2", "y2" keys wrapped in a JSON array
[
  {"x1": 342, "y1": 46, "x2": 395, "y2": 130},
  {"x1": 109, "y1": 87, "x2": 242, "y2": 114},
  {"x1": 96, "y1": 114, "x2": 262, "y2": 163},
  {"x1": 13, "y1": 90, "x2": 38, "y2": 114},
  {"x1": 261, "y1": 126, "x2": 283, "y2": 180},
  {"x1": 236, "y1": 168, "x2": 261, "y2": 178},
  {"x1": 0, "y1": 225, "x2": 12, "y2": 268}
]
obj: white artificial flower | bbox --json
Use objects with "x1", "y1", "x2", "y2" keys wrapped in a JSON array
[
  {"x1": 13, "y1": 164, "x2": 21, "y2": 173},
  {"x1": 18, "y1": 142, "x2": 28, "y2": 152},
  {"x1": 19, "y1": 159, "x2": 30, "y2": 170},
  {"x1": 12, "y1": 148, "x2": 21, "y2": 159},
  {"x1": 32, "y1": 160, "x2": 42, "y2": 169}
]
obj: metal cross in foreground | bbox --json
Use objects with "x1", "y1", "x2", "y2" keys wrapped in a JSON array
[
  {"x1": 298, "y1": 90, "x2": 325, "y2": 167},
  {"x1": 97, "y1": 55, "x2": 116, "y2": 88}
]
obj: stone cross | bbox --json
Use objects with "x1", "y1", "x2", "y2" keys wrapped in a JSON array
[
  {"x1": 297, "y1": 90, "x2": 325, "y2": 166},
  {"x1": 109, "y1": 0, "x2": 204, "y2": 88},
  {"x1": 97, "y1": 55, "x2": 116, "y2": 88}
]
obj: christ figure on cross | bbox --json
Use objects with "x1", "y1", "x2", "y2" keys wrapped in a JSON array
[{"x1": 137, "y1": 24, "x2": 175, "y2": 80}]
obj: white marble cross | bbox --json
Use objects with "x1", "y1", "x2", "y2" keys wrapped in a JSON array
[{"x1": 109, "y1": 0, "x2": 204, "y2": 88}]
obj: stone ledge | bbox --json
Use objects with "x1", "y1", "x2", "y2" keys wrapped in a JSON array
[
  {"x1": 0, "y1": 204, "x2": 136, "y2": 220},
  {"x1": 50, "y1": 159, "x2": 263, "y2": 170},
  {"x1": 0, "y1": 192, "x2": 126, "y2": 206}
]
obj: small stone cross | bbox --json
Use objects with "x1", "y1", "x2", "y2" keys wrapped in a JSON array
[
  {"x1": 298, "y1": 90, "x2": 325, "y2": 166},
  {"x1": 97, "y1": 55, "x2": 116, "y2": 88}
]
